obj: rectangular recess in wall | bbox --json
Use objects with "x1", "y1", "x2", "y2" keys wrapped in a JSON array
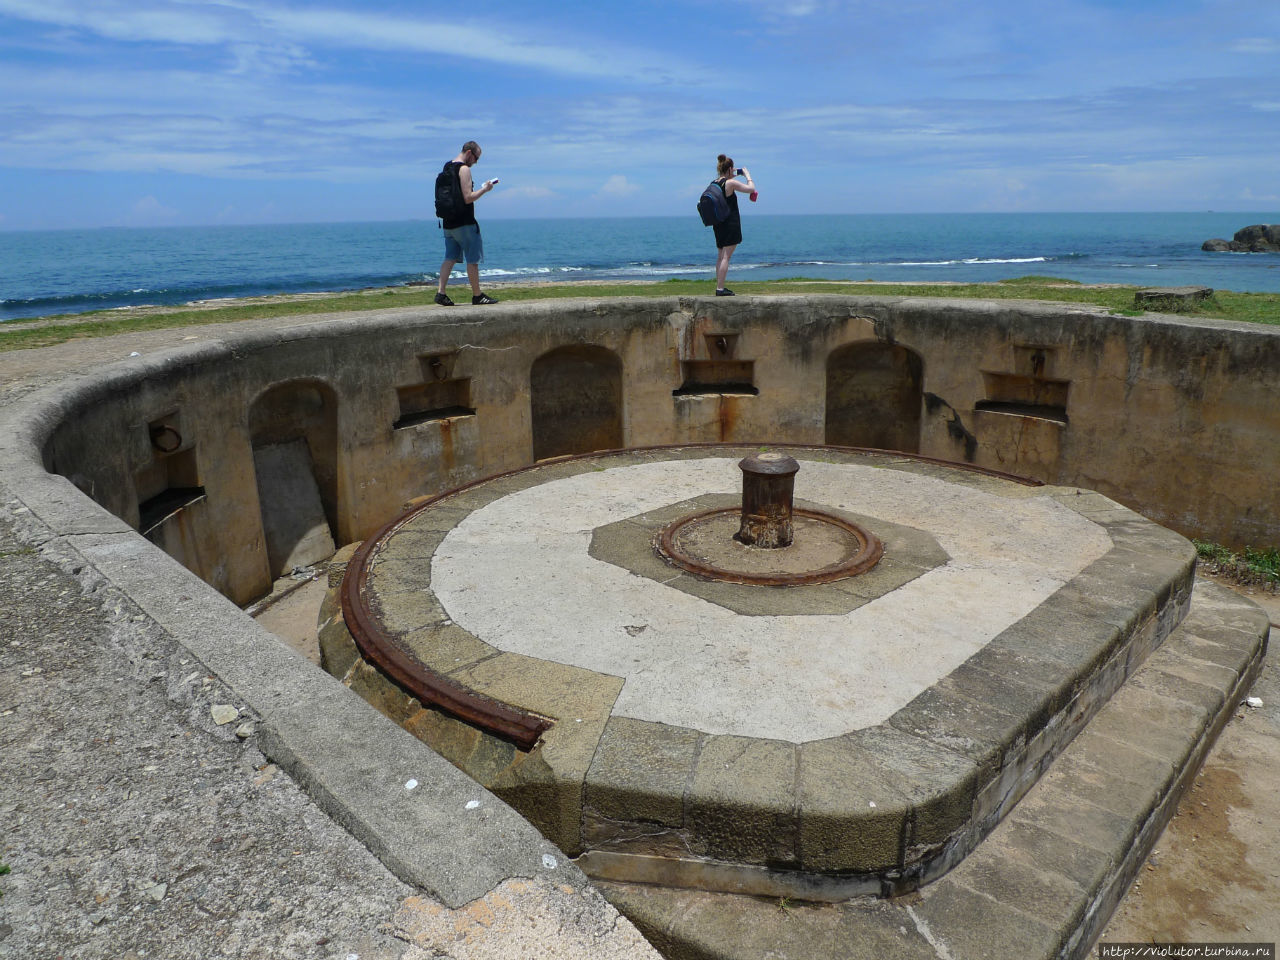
[
  {"x1": 977, "y1": 371, "x2": 1069, "y2": 424},
  {"x1": 139, "y1": 486, "x2": 207, "y2": 536},
  {"x1": 673, "y1": 360, "x2": 758, "y2": 397},
  {"x1": 136, "y1": 446, "x2": 206, "y2": 535},
  {"x1": 974, "y1": 400, "x2": 1068, "y2": 424},
  {"x1": 703, "y1": 333, "x2": 739, "y2": 359},
  {"x1": 394, "y1": 378, "x2": 476, "y2": 429}
]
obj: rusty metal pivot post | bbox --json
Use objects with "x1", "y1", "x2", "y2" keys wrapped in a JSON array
[{"x1": 736, "y1": 452, "x2": 799, "y2": 548}]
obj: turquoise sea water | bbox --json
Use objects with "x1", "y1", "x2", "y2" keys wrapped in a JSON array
[{"x1": 3, "y1": 212, "x2": 1279, "y2": 321}]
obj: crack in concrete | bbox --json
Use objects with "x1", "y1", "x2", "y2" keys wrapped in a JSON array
[{"x1": 906, "y1": 904, "x2": 954, "y2": 960}]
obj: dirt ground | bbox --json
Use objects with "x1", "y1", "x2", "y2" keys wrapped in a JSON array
[
  {"x1": 252, "y1": 567, "x2": 1280, "y2": 948},
  {"x1": 248, "y1": 573, "x2": 327, "y2": 667}
]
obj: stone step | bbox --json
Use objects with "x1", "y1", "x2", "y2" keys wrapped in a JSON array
[{"x1": 599, "y1": 578, "x2": 1269, "y2": 960}]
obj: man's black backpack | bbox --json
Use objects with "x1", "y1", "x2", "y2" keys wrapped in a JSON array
[
  {"x1": 434, "y1": 162, "x2": 466, "y2": 222},
  {"x1": 697, "y1": 179, "x2": 730, "y2": 226}
]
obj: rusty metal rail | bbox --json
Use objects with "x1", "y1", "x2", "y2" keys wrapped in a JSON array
[{"x1": 340, "y1": 532, "x2": 552, "y2": 750}]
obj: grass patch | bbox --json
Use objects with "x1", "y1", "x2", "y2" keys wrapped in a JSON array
[
  {"x1": 1201, "y1": 289, "x2": 1280, "y2": 326},
  {"x1": 1244, "y1": 546, "x2": 1280, "y2": 579},
  {"x1": 997, "y1": 275, "x2": 1081, "y2": 286},
  {"x1": 1194, "y1": 540, "x2": 1280, "y2": 589},
  {"x1": 3, "y1": 276, "x2": 1279, "y2": 353}
]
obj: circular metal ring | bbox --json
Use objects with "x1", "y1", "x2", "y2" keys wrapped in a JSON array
[
  {"x1": 149, "y1": 424, "x2": 182, "y2": 453},
  {"x1": 657, "y1": 507, "x2": 884, "y2": 586}
]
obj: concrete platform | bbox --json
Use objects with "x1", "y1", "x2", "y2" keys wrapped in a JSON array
[{"x1": 329, "y1": 445, "x2": 1222, "y2": 907}]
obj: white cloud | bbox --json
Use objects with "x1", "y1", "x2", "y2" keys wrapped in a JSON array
[
  {"x1": 0, "y1": 0, "x2": 244, "y2": 44},
  {"x1": 227, "y1": 41, "x2": 314, "y2": 76},
  {"x1": 500, "y1": 185, "x2": 555, "y2": 200},
  {"x1": 1239, "y1": 187, "x2": 1280, "y2": 205},
  {"x1": 729, "y1": 0, "x2": 845, "y2": 23},
  {"x1": 594, "y1": 175, "x2": 640, "y2": 198},
  {"x1": 127, "y1": 194, "x2": 179, "y2": 223},
  {"x1": 1232, "y1": 37, "x2": 1280, "y2": 54},
  {"x1": 258, "y1": 8, "x2": 612, "y2": 78},
  {"x1": 0, "y1": 0, "x2": 707, "y2": 84},
  {"x1": 2, "y1": 0, "x2": 1276, "y2": 221}
]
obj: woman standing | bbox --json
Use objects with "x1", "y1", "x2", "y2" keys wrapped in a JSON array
[{"x1": 712, "y1": 155, "x2": 757, "y2": 296}]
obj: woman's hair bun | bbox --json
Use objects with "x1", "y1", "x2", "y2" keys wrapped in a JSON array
[{"x1": 717, "y1": 154, "x2": 727, "y2": 162}]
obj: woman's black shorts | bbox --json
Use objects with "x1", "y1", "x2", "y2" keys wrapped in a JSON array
[{"x1": 714, "y1": 220, "x2": 742, "y2": 248}]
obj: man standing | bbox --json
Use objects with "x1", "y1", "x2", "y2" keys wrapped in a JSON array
[{"x1": 435, "y1": 140, "x2": 499, "y2": 306}]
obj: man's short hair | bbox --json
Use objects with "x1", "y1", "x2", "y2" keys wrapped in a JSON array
[{"x1": 462, "y1": 140, "x2": 481, "y2": 158}]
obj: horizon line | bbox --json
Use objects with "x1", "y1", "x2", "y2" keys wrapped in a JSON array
[{"x1": 4, "y1": 210, "x2": 1280, "y2": 235}]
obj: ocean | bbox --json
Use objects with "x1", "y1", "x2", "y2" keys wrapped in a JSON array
[{"x1": 3, "y1": 212, "x2": 1279, "y2": 322}]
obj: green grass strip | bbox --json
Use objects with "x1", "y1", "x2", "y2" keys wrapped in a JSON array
[
  {"x1": 1194, "y1": 540, "x2": 1280, "y2": 586},
  {"x1": 3, "y1": 277, "x2": 1279, "y2": 352}
]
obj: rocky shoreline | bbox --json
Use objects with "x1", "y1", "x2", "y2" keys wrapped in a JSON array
[{"x1": 1202, "y1": 223, "x2": 1280, "y2": 253}]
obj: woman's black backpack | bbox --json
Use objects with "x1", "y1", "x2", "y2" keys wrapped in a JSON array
[{"x1": 697, "y1": 180, "x2": 730, "y2": 226}]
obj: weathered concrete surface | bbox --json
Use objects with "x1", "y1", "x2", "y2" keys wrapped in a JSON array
[
  {"x1": 0, "y1": 311, "x2": 667, "y2": 956},
  {"x1": 0, "y1": 503, "x2": 661, "y2": 959},
  {"x1": 1101, "y1": 582, "x2": 1280, "y2": 943},
  {"x1": 0, "y1": 512, "x2": 413, "y2": 959},
  {"x1": 425, "y1": 455, "x2": 1113, "y2": 739},
  {"x1": 252, "y1": 438, "x2": 336, "y2": 575},
  {"x1": 333, "y1": 443, "x2": 1216, "y2": 904}
]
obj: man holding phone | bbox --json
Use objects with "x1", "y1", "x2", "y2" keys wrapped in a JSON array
[{"x1": 435, "y1": 140, "x2": 500, "y2": 306}]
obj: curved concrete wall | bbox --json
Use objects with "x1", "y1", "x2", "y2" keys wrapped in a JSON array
[
  {"x1": 31, "y1": 295, "x2": 1280, "y2": 606},
  {"x1": 1, "y1": 293, "x2": 1275, "y2": 958}
]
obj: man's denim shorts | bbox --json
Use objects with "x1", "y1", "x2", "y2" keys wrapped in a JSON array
[{"x1": 443, "y1": 223, "x2": 484, "y2": 264}]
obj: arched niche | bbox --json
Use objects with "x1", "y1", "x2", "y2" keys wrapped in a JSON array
[
  {"x1": 530, "y1": 345, "x2": 624, "y2": 461},
  {"x1": 248, "y1": 380, "x2": 339, "y2": 577},
  {"x1": 825, "y1": 342, "x2": 924, "y2": 452}
]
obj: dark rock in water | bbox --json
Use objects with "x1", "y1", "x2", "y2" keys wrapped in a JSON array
[
  {"x1": 1235, "y1": 224, "x2": 1280, "y2": 250},
  {"x1": 1135, "y1": 286, "x2": 1214, "y2": 311},
  {"x1": 1202, "y1": 224, "x2": 1280, "y2": 252}
]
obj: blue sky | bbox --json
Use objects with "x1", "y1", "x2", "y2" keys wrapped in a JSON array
[{"x1": 1, "y1": 0, "x2": 1277, "y2": 230}]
